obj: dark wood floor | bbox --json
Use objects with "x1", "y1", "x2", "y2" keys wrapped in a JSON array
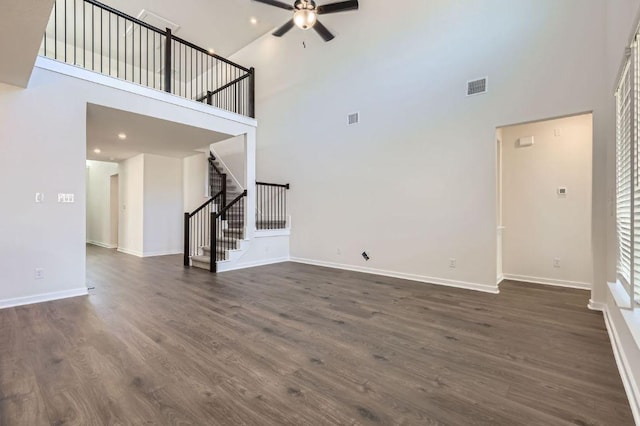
[{"x1": 0, "y1": 246, "x2": 633, "y2": 425}]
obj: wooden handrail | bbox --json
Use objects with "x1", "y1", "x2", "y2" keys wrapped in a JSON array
[
  {"x1": 188, "y1": 190, "x2": 223, "y2": 218},
  {"x1": 256, "y1": 182, "x2": 290, "y2": 189},
  {"x1": 216, "y1": 190, "x2": 247, "y2": 219}
]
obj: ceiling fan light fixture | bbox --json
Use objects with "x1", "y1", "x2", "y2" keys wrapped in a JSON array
[{"x1": 293, "y1": 9, "x2": 317, "y2": 30}]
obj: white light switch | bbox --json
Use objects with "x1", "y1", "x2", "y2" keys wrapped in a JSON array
[{"x1": 58, "y1": 193, "x2": 76, "y2": 203}]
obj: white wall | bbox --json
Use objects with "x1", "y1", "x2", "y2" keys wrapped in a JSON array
[
  {"x1": 501, "y1": 114, "x2": 593, "y2": 288},
  {"x1": 183, "y1": 152, "x2": 208, "y2": 213},
  {"x1": 118, "y1": 154, "x2": 144, "y2": 256},
  {"x1": 0, "y1": 79, "x2": 87, "y2": 305},
  {"x1": 212, "y1": 135, "x2": 246, "y2": 188},
  {"x1": 0, "y1": 59, "x2": 256, "y2": 306},
  {"x1": 231, "y1": 0, "x2": 614, "y2": 292},
  {"x1": 143, "y1": 154, "x2": 183, "y2": 256},
  {"x1": 86, "y1": 160, "x2": 118, "y2": 248}
]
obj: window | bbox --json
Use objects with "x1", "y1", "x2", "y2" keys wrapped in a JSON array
[{"x1": 616, "y1": 37, "x2": 640, "y2": 306}]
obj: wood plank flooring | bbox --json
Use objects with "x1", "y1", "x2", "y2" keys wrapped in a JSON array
[{"x1": 0, "y1": 245, "x2": 633, "y2": 425}]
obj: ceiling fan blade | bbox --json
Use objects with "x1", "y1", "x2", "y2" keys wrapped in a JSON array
[
  {"x1": 313, "y1": 20, "x2": 335, "y2": 42},
  {"x1": 273, "y1": 19, "x2": 295, "y2": 37},
  {"x1": 316, "y1": 0, "x2": 359, "y2": 15},
  {"x1": 253, "y1": 0, "x2": 294, "y2": 11}
]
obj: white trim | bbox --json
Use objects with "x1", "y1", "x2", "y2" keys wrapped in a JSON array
[
  {"x1": 602, "y1": 305, "x2": 640, "y2": 425},
  {"x1": 502, "y1": 274, "x2": 591, "y2": 290},
  {"x1": 217, "y1": 257, "x2": 290, "y2": 273},
  {"x1": 588, "y1": 299, "x2": 606, "y2": 311},
  {"x1": 142, "y1": 250, "x2": 183, "y2": 257},
  {"x1": 35, "y1": 57, "x2": 257, "y2": 128},
  {"x1": 290, "y1": 258, "x2": 500, "y2": 294},
  {"x1": 497, "y1": 275, "x2": 505, "y2": 285},
  {"x1": 254, "y1": 228, "x2": 291, "y2": 238},
  {"x1": 117, "y1": 247, "x2": 144, "y2": 257},
  {"x1": 0, "y1": 288, "x2": 88, "y2": 309},
  {"x1": 117, "y1": 247, "x2": 182, "y2": 258},
  {"x1": 87, "y1": 240, "x2": 117, "y2": 249}
]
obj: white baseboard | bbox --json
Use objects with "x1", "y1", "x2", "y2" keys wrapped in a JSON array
[
  {"x1": 116, "y1": 247, "x2": 181, "y2": 258},
  {"x1": 602, "y1": 305, "x2": 640, "y2": 425},
  {"x1": 502, "y1": 274, "x2": 591, "y2": 290},
  {"x1": 87, "y1": 240, "x2": 117, "y2": 249},
  {"x1": 217, "y1": 257, "x2": 290, "y2": 273},
  {"x1": 290, "y1": 257, "x2": 500, "y2": 294},
  {"x1": 142, "y1": 250, "x2": 183, "y2": 258},
  {"x1": 0, "y1": 287, "x2": 88, "y2": 310},
  {"x1": 588, "y1": 299, "x2": 606, "y2": 311},
  {"x1": 117, "y1": 247, "x2": 144, "y2": 257}
]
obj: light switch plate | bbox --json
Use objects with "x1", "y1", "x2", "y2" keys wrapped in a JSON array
[{"x1": 58, "y1": 193, "x2": 75, "y2": 203}]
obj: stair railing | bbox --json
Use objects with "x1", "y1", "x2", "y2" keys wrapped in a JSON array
[
  {"x1": 210, "y1": 190, "x2": 247, "y2": 272},
  {"x1": 183, "y1": 190, "x2": 223, "y2": 267},
  {"x1": 256, "y1": 182, "x2": 290, "y2": 230},
  {"x1": 40, "y1": 0, "x2": 255, "y2": 117},
  {"x1": 208, "y1": 153, "x2": 227, "y2": 212}
]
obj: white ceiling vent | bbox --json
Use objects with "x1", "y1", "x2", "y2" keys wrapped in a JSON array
[
  {"x1": 347, "y1": 112, "x2": 360, "y2": 125},
  {"x1": 467, "y1": 77, "x2": 488, "y2": 96},
  {"x1": 127, "y1": 10, "x2": 181, "y2": 36}
]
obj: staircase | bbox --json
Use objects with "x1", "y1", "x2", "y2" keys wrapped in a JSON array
[
  {"x1": 190, "y1": 197, "x2": 246, "y2": 270},
  {"x1": 186, "y1": 154, "x2": 247, "y2": 271},
  {"x1": 184, "y1": 153, "x2": 290, "y2": 273}
]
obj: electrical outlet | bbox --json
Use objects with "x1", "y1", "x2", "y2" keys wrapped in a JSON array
[
  {"x1": 449, "y1": 258, "x2": 457, "y2": 269},
  {"x1": 362, "y1": 251, "x2": 370, "y2": 261},
  {"x1": 34, "y1": 268, "x2": 44, "y2": 280},
  {"x1": 35, "y1": 193, "x2": 44, "y2": 203},
  {"x1": 553, "y1": 258, "x2": 561, "y2": 268}
]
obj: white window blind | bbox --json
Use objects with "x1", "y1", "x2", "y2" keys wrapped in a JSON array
[
  {"x1": 634, "y1": 40, "x2": 640, "y2": 305},
  {"x1": 617, "y1": 57, "x2": 633, "y2": 292}
]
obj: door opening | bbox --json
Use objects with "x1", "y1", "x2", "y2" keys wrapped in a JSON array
[{"x1": 496, "y1": 113, "x2": 593, "y2": 290}]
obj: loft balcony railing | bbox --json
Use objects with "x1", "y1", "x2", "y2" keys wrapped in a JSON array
[{"x1": 39, "y1": 0, "x2": 255, "y2": 118}]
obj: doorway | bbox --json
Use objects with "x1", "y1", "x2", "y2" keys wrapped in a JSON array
[{"x1": 496, "y1": 113, "x2": 593, "y2": 290}]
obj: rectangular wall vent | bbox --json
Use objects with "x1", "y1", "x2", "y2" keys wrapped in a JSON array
[
  {"x1": 348, "y1": 112, "x2": 360, "y2": 125},
  {"x1": 467, "y1": 77, "x2": 488, "y2": 96}
]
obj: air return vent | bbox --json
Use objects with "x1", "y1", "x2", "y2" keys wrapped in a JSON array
[
  {"x1": 348, "y1": 112, "x2": 360, "y2": 125},
  {"x1": 467, "y1": 77, "x2": 488, "y2": 96}
]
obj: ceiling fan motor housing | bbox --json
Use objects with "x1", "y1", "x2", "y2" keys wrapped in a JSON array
[{"x1": 294, "y1": 0, "x2": 317, "y2": 10}]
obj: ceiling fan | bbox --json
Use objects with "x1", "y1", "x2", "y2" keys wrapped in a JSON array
[{"x1": 254, "y1": 0, "x2": 359, "y2": 42}]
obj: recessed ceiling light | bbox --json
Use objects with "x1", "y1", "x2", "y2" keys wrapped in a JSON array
[
  {"x1": 250, "y1": 17, "x2": 258, "y2": 25},
  {"x1": 93, "y1": 148, "x2": 101, "y2": 154},
  {"x1": 117, "y1": 132, "x2": 127, "y2": 140}
]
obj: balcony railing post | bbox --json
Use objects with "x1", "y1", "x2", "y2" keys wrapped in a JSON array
[
  {"x1": 249, "y1": 67, "x2": 256, "y2": 118},
  {"x1": 210, "y1": 211, "x2": 217, "y2": 273},
  {"x1": 222, "y1": 174, "x2": 227, "y2": 221},
  {"x1": 164, "y1": 27, "x2": 172, "y2": 93},
  {"x1": 183, "y1": 212, "x2": 190, "y2": 266}
]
